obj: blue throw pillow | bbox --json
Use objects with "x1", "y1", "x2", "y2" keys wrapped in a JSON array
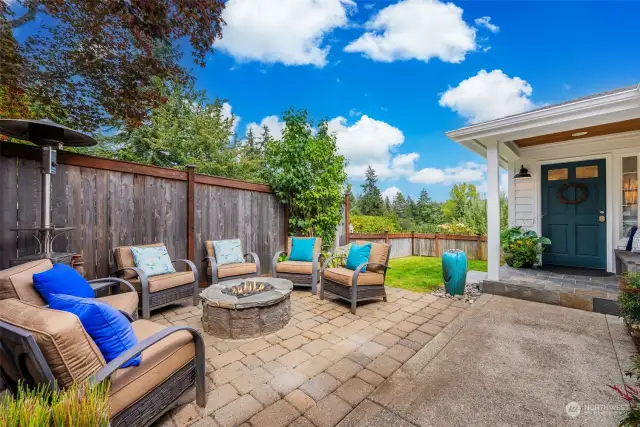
[
  {"x1": 33, "y1": 263, "x2": 94, "y2": 304},
  {"x1": 346, "y1": 243, "x2": 372, "y2": 273},
  {"x1": 289, "y1": 237, "x2": 316, "y2": 262},
  {"x1": 48, "y1": 294, "x2": 141, "y2": 368}
]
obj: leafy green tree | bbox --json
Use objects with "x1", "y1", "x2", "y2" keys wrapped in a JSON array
[
  {"x1": 95, "y1": 80, "x2": 259, "y2": 181},
  {"x1": 442, "y1": 183, "x2": 480, "y2": 221},
  {"x1": 358, "y1": 166, "x2": 384, "y2": 216},
  {"x1": 264, "y1": 109, "x2": 347, "y2": 249},
  {"x1": 406, "y1": 196, "x2": 417, "y2": 219}
]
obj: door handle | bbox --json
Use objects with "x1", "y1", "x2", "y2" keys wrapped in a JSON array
[{"x1": 599, "y1": 215, "x2": 605, "y2": 222}]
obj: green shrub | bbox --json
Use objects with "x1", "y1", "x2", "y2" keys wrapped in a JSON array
[
  {"x1": 0, "y1": 381, "x2": 110, "y2": 427},
  {"x1": 437, "y1": 223, "x2": 476, "y2": 235},
  {"x1": 414, "y1": 223, "x2": 440, "y2": 234},
  {"x1": 350, "y1": 215, "x2": 401, "y2": 233},
  {"x1": 620, "y1": 272, "x2": 640, "y2": 325},
  {"x1": 500, "y1": 226, "x2": 551, "y2": 268}
]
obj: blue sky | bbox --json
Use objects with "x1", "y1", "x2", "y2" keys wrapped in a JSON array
[{"x1": 12, "y1": 0, "x2": 640, "y2": 201}]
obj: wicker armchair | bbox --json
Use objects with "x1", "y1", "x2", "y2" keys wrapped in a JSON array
[
  {"x1": 320, "y1": 241, "x2": 391, "y2": 314},
  {"x1": 112, "y1": 244, "x2": 198, "y2": 319},
  {"x1": 272, "y1": 237, "x2": 322, "y2": 294},
  {"x1": 202, "y1": 240, "x2": 260, "y2": 285},
  {"x1": 0, "y1": 259, "x2": 139, "y2": 321},
  {"x1": 0, "y1": 298, "x2": 205, "y2": 427}
]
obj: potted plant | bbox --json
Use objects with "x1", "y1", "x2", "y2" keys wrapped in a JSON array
[{"x1": 500, "y1": 226, "x2": 551, "y2": 268}]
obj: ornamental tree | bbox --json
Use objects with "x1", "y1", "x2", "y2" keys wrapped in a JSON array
[
  {"x1": 264, "y1": 109, "x2": 347, "y2": 250},
  {"x1": 0, "y1": 0, "x2": 225, "y2": 131}
]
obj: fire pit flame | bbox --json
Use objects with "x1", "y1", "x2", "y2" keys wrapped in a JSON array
[{"x1": 222, "y1": 280, "x2": 275, "y2": 298}]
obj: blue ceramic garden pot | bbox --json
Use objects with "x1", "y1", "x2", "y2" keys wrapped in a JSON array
[{"x1": 442, "y1": 249, "x2": 467, "y2": 296}]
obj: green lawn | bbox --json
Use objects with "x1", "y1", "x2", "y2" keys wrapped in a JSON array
[{"x1": 386, "y1": 256, "x2": 488, "y2": 293}]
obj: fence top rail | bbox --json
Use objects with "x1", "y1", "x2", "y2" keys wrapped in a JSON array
[
  {"x1": 1, "y1": 141, "x2": 273, "y2": 193},
  {"x1": 349, "y1": 232, "x2": 487, "y2": 241}
]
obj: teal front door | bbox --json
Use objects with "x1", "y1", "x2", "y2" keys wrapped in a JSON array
[{"x1": 541, "y1": 159, "x2": 607, "y2": 269}]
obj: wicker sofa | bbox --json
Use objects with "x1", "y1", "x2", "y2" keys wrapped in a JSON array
[
  {"x1": 113, "y1": 243, "x2": 199, "y2": 319},
  {"x1": 0, "y1": 298, "x2": 206, "y2": 427},
  {"x1": 320, "y1": 241, "x2": 391, "y2": 314},
  {"x1": 272, "y1": 237, "x2": 322, "y2": 294},
  {"x1": 202, "y1": 240, "x2": 261, "y2": 285},
  {"x1": 0, "y1": 259, "x2": 139, "y2": 321}
]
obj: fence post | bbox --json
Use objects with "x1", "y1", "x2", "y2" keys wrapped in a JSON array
[
  {"x1": 411, "y1": 231, "x2": 415, "y2": 256},
  {"x1": 344, "y1": 192, "x2": 350, "y2": 244},
  {"x1": 476, "y1": 234, "x2": 483, "y2": 260},
  {"x1": 283, "y1": 204, "x2": 290, "y2": 248},
  {"x1": 435, "y1": 233, "x2": 440, "y2": 257},
  {"x1": 384, "y1": 230, "x2": 389, "y2": 244},
  {"x1": 186, "y1": 165, "x2": 196, "y2": 263}
]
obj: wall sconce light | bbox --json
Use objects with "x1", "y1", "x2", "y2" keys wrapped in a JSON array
[{"x1": 514, "y1": 165, "x2": 531, "y2": 179}]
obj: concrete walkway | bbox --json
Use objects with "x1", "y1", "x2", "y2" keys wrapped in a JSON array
[{"x1": 341, "y1": 295, "x2": 637, "y2": 427}]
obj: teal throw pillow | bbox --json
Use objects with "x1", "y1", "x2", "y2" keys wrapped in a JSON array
[
  {"x1": 213, "y1": 239, "x2": 245, "y2": 266},
  {"x1": 289, "y1": 237, "x2": 316, "y2": 262},
  {"x1": 130, "y1": 246, "x2": 176, "y2": 277},
  {"x1": 346, "y1": 243, "x2": 372, "y2": 273}
]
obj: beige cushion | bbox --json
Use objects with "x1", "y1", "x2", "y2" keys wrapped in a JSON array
[
  {"x1": 287, "y1": 236, "x2": 322, "y2": 257},
  {"x1": 97, "y1": 292, "x2": 139, "y2": 316},
  {"x1": 218, "y1": 263, "x2": 257, "y2": 279},
  {"x1": 276, "y1": 261, "x2": 316, "y2": 275},
  {"x1": 114, "y1": 243, "x2": 164, "y2": 280},
  {"x1": 0, "y1": 299, "x2": 105, "y2": 388},
  {"x1": 0, "y1": 259, "x2": 52, "y2": 306},
  {"x1": 129, "y1": 271, "x2": 195, "y2": 293},
  {"x1": 355, "y1": 241, "x2": 390, "y2": 273},
  {"x1": 109, "y1": 320, "x2": 195, "y2": 416},
  {"x1": 323, "y1": 267, "x2": 384, "y2": 287}
]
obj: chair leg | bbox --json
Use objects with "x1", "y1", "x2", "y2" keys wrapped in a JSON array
[
  {"x1": 350, "y1": 284, "x2": 358, "y2": 314},
  {"x1": 383, "y1": 287, "x2": 388, "y2": 302},
  {"x1": 319, "y1": 276, "x2": 325, "y2": 300},
  {"x1": 311, "y1": 270, "x2": 317, "y2": 295}
]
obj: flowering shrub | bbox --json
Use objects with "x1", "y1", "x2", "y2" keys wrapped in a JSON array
[
  {"x1": 437, "y1": 223, "x2": 475, "y2": 235},
  {"x1": 500, "y1": 226, "x2": 551, "y2": 268}
]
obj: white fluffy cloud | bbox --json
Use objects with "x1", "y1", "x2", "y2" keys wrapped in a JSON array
[
  {"x1": 381, "y1": 186, "x2": 401, "y2": 202},
  {"x1": 409, "y1": 161, "x2": 486, "y2": 185},
  {"x1": 218, "y1": 0, "x2": 354, "y2": 67},
  {"x1": 344, "y1": 0, "x2": 478, "y2": 64},
  {"x1": 245, "y1": 115, "x2": 286, "y2": 140},
  {"x1": 327, "y1": 115, "x2": 418, "y2": 179},
  {"x1": 474, "y1": 16, "x2": 499, "y2": 33},
  {"x1": 221, "y1": 102, "x2": 241, "y2": 134},
  {"x1": 439, "y1": 69, "x2": 535, "y2": 124}
]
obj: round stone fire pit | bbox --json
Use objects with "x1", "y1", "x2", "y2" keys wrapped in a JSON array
[{"x1": 200, "y1": 277, "x2": 293, "y2": 339}]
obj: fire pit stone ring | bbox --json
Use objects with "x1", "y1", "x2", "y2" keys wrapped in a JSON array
[{"x1": 200, "y1": 277, "x2": 293, "y2": 339}]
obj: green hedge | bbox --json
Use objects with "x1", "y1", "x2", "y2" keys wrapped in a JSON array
[{"x1": 350, "y1": 215, "x2": 401, "y2": 233}]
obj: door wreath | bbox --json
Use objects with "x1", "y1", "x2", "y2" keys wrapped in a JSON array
[{"x1": 557, "y1": 183, "x2": 588, "y2": 205}]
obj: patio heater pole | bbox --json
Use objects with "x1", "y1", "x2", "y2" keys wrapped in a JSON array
[{"x1": 40, "y1": 144, "x2": 59, "y2": 256}]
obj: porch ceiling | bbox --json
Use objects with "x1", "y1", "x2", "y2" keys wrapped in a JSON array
[{"x1": 514, "y1": 117, "x2": 640, "y2": 148}]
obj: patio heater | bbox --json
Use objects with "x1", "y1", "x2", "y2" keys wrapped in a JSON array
[{"x1": 0, "y1": 119, "x2": 97, "y2": 266}]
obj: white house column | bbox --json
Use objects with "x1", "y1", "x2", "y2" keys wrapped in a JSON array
[{"x1": 486, "y1": 142, "x2": 501, "y2": 281}]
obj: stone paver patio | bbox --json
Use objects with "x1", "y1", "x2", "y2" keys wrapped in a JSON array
[{"x1": 149, "y1": 287, "x2": 469, "y2": 427}]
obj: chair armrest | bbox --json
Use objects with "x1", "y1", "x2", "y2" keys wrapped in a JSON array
[
  {"x1": 91, "y1": 326, "x2": 206, "y2": 407},
  {"x1": 173, "y1": 258, "x2": 197, "y2": 273},
  {"x1": 111, "y1": 266, "x2": 148, "y2": 284},
  {"x1": 89, "y1": 277, "x2": 137, "y2": 295},
  {"x1": 355, "y1": 262, "x2": 391, "y2": 271},
  {"x1": 244, "y1": 252, "x2": 261, "y2": 273},
  {"x1": 321, "y1": 256, "x2": 346, "y2": 273},
  {"x1": 352, "y1": 262, "x2": 390, "y2": 287}
]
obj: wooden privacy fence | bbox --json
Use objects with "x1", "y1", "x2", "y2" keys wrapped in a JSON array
[
  {"x1": 0, "y1": 142, "x2": 286, "y2": 280},
  {"x1": 348, "y1": 232, "x2": 488, "y2": 261}
]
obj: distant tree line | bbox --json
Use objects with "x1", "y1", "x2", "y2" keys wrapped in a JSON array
[{"x1": 351, "y1": 166, "x2": 508, "y2": 235}]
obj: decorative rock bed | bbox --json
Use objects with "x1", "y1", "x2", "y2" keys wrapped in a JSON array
[{"x1": 200, "y1": 277, "x2": 293, "y2": 339}]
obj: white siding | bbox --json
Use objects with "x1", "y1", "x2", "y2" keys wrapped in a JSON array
[{"x1": 513, "y1": 177, "x2": 534, "y2": 230}]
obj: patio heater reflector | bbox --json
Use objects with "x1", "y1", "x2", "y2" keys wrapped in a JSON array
[{"x1": 0, "y1": 119, "x2": 97, "y2": 265}]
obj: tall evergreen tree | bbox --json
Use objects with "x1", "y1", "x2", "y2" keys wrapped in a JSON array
[
  {"x1": 384, "y1": 197, "x2": 392, "y2": 212},
  {"x1": 359, "y1": 166, "x2": 384, "y2": 216},
  {"x1": 406, "y1": 196, "x2": 417, "y2": 219},
  {"x1": 416, "y1": 189, "x2": 443, "y2": 224},
  {"x1": 393, "y1": 192, "x2": 406, "y2": 218}
]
